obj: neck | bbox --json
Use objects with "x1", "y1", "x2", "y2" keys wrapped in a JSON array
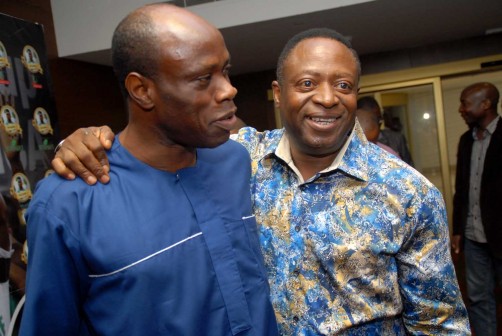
[
  {"x1": 290, "y1": 146, "x2": 339, "y2": 181},
  {"x1": 119, "y1": 125, "x2": 196, "y2": 172},
  {"x1": 477, "y1": 112, "x2": 498, "y2": 130}
]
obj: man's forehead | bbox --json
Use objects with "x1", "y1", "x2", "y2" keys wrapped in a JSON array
[
  {"x1": 463, "y1": 87, "x2": 484, "y2": 98},
  {"x1": 284, "y1": 39, "x2": 357, "y2": 74},
  {"x1": 287, "y1": 38, "x2": 354, "y2": 65},
  {"x1": 294, "y1": 37, "x2": 347, "y2": 53}
]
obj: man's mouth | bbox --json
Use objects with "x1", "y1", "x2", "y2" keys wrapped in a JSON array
[
  {"x1": 308, "y1": 116, "x2": 341, "y2": 125},
  {"x1": 213, "y1": 114, "x2": 237, "y2": 131}
]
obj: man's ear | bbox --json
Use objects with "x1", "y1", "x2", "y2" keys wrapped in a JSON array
[
  {"x1": 481, "y1": 97, "x2": 493, "y2": 110},
  {"x1": 271, "y1": 81, "x2": 281, "y2": 109},
  {"x1": 125, "y1": 72, "x2": 154, "y2": 110}
]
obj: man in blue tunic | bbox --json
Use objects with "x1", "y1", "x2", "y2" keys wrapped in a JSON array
[
  {"x1": 51, "y1": 30, "x2": 470, "y2": 334},
  {"x1": 20, "y1": 4, "x2": 277, "y2": 335}
]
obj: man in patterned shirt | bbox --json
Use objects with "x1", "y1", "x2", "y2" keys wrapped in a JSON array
[{"x1": 52, "y1": 28, "x2": 470, "y2": 335}]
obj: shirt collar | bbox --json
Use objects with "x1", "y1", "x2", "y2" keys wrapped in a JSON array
[
  {"x1": 272, "y1": 122, "x2": 368, "y2": 183},
  {"x1": 486, "y1": 115, "x2": 500, "y2": 134},
  {"x1": 472, "y1": 115, "x2": 500, "y2": 139}
]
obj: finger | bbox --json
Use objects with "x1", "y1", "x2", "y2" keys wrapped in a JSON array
[
  {"x1": 55, "y1": 147, "x2": 98, "y2": 185},
  {"x1": 62, "y1": 128, "x2": 110, "y2": 182},
  {"x1": 87, "y1": 126, "x2": 113, "y2": 176},
  {"x1": 76, "y1": 134, "x2": 112, "y2": 184},
  {"x1": 88, "y1": 126, "x2": 112, "y2": 148},
  {"x1": 51, "y1": 157, "x2": 76, "y2": 180},
  {"x1": 99, "y1": 126, "x2": 115, "y2": 149},
  {"x1": 82, "y1": 130, "x2": 111, "y2": 181},
  {"x1": 56, "y1": 133, "x2": 105, "y2": 184},
  {"x1": 52, "y1": 127, "x2": 112, "y2": 184}
]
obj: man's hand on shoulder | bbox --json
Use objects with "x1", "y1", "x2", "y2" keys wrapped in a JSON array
[{"x1": 52, "y1": 126, "x2": 115, "y2": 185}]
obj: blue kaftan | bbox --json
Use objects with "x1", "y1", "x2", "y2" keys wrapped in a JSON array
[{"x1": 20, "y1": 138, "x2": 278, "y2": 335}]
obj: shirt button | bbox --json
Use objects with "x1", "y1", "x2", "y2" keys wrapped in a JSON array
[
  {"x1": 295, "y1": 225, "x2": 301, "y2": 232},
  {"x1": 293, "y1": 269, "x2": 300, "y2": 276},
  {"x1": 293, "y1": 316, "x2": 299, "y2": 323}
]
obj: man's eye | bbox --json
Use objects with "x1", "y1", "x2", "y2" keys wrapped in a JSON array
[
  {"x1": 336, "y1": 82, "x2": 352, "y2": 90},
  {"x1": 302, "y1": 80, "x2": 313, "y2": 88},
  {"x1": 198, "y1": 75, "x2": 211, "y2": 82}
]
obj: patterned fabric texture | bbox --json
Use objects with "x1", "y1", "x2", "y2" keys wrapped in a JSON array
[{"x1": 233, "y1": 123, "x2": 470, "y2": 335}]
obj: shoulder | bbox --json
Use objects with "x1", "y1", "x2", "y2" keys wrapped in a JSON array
[
  {"x1": 30, "y1": 174, "x2": 86, "y2": 209},
  {"x1": 29, "y1": 151, "x2": 126, "y2": 217},
  {"x1": 26, "y1": 173, "x2": 91, "y2": 234},
  {"x1": 231, "y1": 126, "x2": 283, "y2": 158},
  {"x1": 457, "y1": 129, "x2": 472, "y2": 146},
  {"x1": 493, "y1": 117, "x2": 502, "y2": 137},
  {"x1": 376, "y1": 142, "x2": 400, "y2": 158},
  {"x1": 367, "y1": 143, "x2": 441, "y2": 199},
  {"x1": 199, "y1": 138, "x2": 251, "y2": 164},
  {"x1": 196, "y1": 140, "x2": 253, "y2": 181},
  {"x1": 220, "y1": 137, "x2": 250, "y2": 156}
]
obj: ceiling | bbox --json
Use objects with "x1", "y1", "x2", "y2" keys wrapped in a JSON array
[{"x1": 69, "y1": 0, "x2": 502, "y2": 75}]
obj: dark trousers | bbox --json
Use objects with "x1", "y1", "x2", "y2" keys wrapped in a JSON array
[{"x1": 464, "y1": 238, "x2": 502, "y2": 336}]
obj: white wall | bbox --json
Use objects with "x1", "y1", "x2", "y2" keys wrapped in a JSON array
[{"x1": 50, "y1": 0, "x2": 373, "y2": 58}]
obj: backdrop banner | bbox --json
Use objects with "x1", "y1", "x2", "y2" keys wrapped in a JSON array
[{"x1": 0, "y1": 12, "x2": 60, "y2": 334}]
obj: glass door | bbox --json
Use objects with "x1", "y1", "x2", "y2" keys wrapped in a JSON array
[{"x1": 359, "y1": 78, "x2": 452, "y2": 220}]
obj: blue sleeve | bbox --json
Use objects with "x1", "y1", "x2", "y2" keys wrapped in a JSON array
[
  {"x1": 20, "y1": 201, "x2": 90, "y2": 335},
  {"x1": 396, "y1": 187, "x2": 470, "y2": 334}
]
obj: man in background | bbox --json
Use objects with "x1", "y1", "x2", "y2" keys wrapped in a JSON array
[
  {"x1": 356, "y1": 106, "x2": 400, "y2": 157},
  {"x1": 452, "y1": 82, "x2": 502, "y2": 336},
  {"x1": 357, "y1": 96, "x2": 413, "y2": 165}
]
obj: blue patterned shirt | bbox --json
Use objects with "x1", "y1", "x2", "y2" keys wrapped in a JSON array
[{"x1": 233, "y1": 122, "x2": 470, "y2": 335}]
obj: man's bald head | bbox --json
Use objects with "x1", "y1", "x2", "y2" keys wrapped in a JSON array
[
  {"x1": 462, "y1": 82, "x2": 500, "y2": 113},
  {"x1": 356, "y1": 107, "x2": 380, "y2": 143},
  {"x1": 112, "y1": 4, "x2": 221, "y2": 97}
]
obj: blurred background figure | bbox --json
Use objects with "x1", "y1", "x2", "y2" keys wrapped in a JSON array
[
  {"x1": 0, "y1": 193, "x2": 12, "y2": 335},
  {"x1": 357, "y1": 96, "x2": 413, "y2": 166},
  {"x1": 0, "y1": 193, "x2": 27, "y2": 336},
  {"x1": 356, "y1": 107, "x2": 400, "y2": 158},
  {"x1": 452, "y1": 82, "x2": 502, "y2": 336}
]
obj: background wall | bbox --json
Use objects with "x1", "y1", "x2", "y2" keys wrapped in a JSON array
[{"x1": 231, "y1": 70, "x2": 277, "y2": 131}]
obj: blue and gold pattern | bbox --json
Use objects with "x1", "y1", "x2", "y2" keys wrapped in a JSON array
[{"x1": 234, "y1": 123, "x2": 470, "y2": 335}]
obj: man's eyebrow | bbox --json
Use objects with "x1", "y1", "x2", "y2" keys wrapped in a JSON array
[{"x1": 292, "y1": 69, "x2": 357, "y2": 79}]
